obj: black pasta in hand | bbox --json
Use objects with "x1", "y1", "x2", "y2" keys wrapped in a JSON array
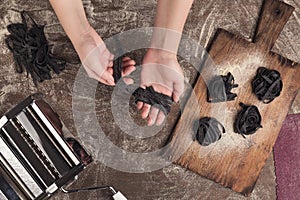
[
  {"x1": 113, "y1": 56, "x2": 123, "y2": 84},
  {"x1": 195, "y1": 117, "x2": 225, "y2": 146},
  {"x1": 251, "y1": 67, "x2": 283, "y2": 104},
  {"x1": 133, "y1": 86, "x2": 173, "y2": 116},
  {"x1": 234, "y1": 103, "x2": 262, "y2": 137},
  {"x1": 5, "y1": 11, "x2": 66, "y2": 84},
  {"x1": 207, "y1": 72, "x2": 238, "y2": 103}
]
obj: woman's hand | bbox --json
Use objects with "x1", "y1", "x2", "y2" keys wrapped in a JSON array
[
  {"x1": 138, "y1": 49, "x2": 184, "y2": 126},
  {"x1": 73, "y1": 26, "x2": 136, "y2": 85}
]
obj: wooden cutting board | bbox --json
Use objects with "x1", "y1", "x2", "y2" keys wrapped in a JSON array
[{"x1": 168, "y1": 0, "x2": 300, "y2": 196}]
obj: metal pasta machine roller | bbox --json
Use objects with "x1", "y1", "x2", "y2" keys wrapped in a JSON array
[{"x1": 0, "y1": 94, "x2": 127, "y2": 200}]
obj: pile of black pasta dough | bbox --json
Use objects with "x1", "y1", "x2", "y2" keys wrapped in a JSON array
[
  {"x1": 5, "y1": 11, "x2": 66, "y2": 84},
  {"x1": 195, "y1": 67, "x2": 282, "y2": 146}
]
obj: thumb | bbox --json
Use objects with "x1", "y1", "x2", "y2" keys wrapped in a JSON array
[
  {"x1": 100, "y1": 70, "x2": 115, "y2": 86},
  {"x1": 173, "y1": 81, "x2": 184, "y2": 102}
]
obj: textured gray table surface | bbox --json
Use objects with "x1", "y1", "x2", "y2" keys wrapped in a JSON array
[{"x1": 0, "y1": 0, "x2": 300, "y2": 199}]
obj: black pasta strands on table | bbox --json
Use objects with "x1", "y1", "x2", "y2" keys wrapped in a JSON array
[
  {"x1": 133, "y1": 86, "x2": 173, "y2": 116},
  {"x1": 5, "y1": 11, "x2": 66, "y2": 84},
  {"x1": 195, "y1": 117, "x2": 225, "y2": 146},
  {"x1": 251, "y1": 67, "x2": 283, "y2": 104},
  {"x1": 207, "y1": 72, "x2": 238, "y2": 102},
  {"x1": 234, "y1": 103, "x2": 263, "y2": 138}
]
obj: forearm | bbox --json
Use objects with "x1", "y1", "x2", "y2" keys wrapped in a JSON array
[
  {"x1": 150, "y1": 0, "x2": 194, "y2": 54},
  {"x1": 49, "y1": 0, "x2": 90, "y2": 45}
]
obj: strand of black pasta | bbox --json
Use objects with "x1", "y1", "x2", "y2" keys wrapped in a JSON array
[{"x1": 113, "y1": 57, "x2": 123, "y2": 84}]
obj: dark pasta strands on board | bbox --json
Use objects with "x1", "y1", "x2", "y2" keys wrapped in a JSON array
[
  {"x1": 234, "y1": 103, "x2": 263, "y2": 138},
  {"x1": 207, "y1": 72, "x2": 239, "y2": 103},
  {"x1": 133, "y1": 86, "x2": 173, "y2": 116},
  {"x1": 5, "y1": 11, "x2": 66, "y2": 84},
  {"x1": 195, "y1": 117, "x2": 225, "y2": 146},
  {"x1": 251, "y1": 67, "x2": 283, "y2": 104}
]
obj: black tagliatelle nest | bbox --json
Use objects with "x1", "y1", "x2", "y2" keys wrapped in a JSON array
[
  {"x1": 207, "y1": 72, "x2": 239, "y2": 103},
  {"x1": 195, "y1": 117, "x2": 225, "y2": 146},
  {"x1": 133, "y1": 86, "x2": 173, "y2": 115},
  {"x1": 5, "y1": 11, "x2": 66, "y2": 84},
  {"x1": 251, "y1": 67, "x2": 283, "y2": 103},
  {"x1": 234, "y1": 103, "x2": 263, "y2": 138}
]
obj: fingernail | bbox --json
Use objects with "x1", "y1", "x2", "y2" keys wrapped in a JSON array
[
  {"x1": 108, "y1": 79, "x2": 115, "y2": 85},
  {"x1": 142, "y1": 114, "x2": 147, "y2": 119}
]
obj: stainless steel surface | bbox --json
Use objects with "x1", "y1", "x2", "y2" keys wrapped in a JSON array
[
  {"x1": 0, "y1": 116, "x2": 8, "y2": 129},
  {"x1": 0, "y1": 190, "x2": 9, "y2": 200},
  {"x1": 0, "y1": 131, "x2": 42, "y2": 199},
  {"x1": 16, "y1": 112, "x2": 60, "y2": 176},
  {"x1": 0, "y1": 96, "x2": 86, "y2": 200},
  {"x1": 31, "y1": 102, "x2": 80, "y2": 166}
]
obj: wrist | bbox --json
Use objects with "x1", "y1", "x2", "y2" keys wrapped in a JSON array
[
  {"x1": 149, "y1": 27, "x2": 182, "y2": 55},
  {"x1": 69, "y1": 23, "x2": 92, "y2": 47},
  {"x1": 146, "y1": 48, "x2": 177, "y2": 60}
]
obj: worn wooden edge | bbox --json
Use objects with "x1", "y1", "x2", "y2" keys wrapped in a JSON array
[{"x1": 253, "y1": 0, "x2": 294, "y2": 49}]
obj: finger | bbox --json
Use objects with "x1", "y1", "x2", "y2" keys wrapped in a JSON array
[
  {"x1": 108, "y1": 60, "x2": 113, "y2": 67},
  {"x1": 173, "y1": 92, "x2": 180, "y2": 103},
  {"x1": 154, "y1": 84, "x2": 172, "y2": 97},
  {"x1": 109, "y1": 53, "x2": 114, "y2": 61},
  {"x1": 101, "y1": 48, "x2": 111, "y2": 61},
  {"x1": 148, "y1": 106, "x2": 159, "y2": 126},
  {"x1": 141, "y1": 103, "x2": 151, "y2": 119},
  {"x1": 84, "y1": 65, "x2": 114, "y2": 86},
  {"x1": 122, "y1": 59, "x2": 136, "y2": 67},
  {"x1": 84, "y1": 66, "x2": 100, "y2": 80},
  {"x1": 98, "y1": 76, "x2": 115, "y2": 86},
  {"x1": 122, "y1": 56, "x2": 132, "y2": 62},
  {"x1": 101, "y1": 70, "x2": 115, "y2": 85},
  {"x1": 173, "y1": 82, "x2": 184, "y2": 103},
  {"x1": 155, "y1": 110, "x2": 166, "y2": 126},
  {"x1": 107, "y1": 67, "x2": 113, "y2": 75},
  {"x1": 123, "y1": 77, "x2": 134, "y2": 85},
  {"x1": 122, "y1": 66, "x2": 136, "y2": 76},
  {"x1": 137, "y1": 101, "x2": 143, "y2": 110}
]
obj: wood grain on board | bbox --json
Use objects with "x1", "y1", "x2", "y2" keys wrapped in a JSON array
[{"x1": 169, "y1": 0, "x2": 300, "y2": 195}]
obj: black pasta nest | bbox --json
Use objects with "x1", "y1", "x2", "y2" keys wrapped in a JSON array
[
  {"x1": 5, "y1": 11, "x2": 66, "y2": 84},
  {"x1": 133, "y1": 86, "x2": 173, "y2": 115},
  {"x1": 207, "y1": 72, "x2": 238, "y2": 103},
  {"x1": 251, "y1": 67, "x2": 283, "y2": 103},
  {"x1": 195, "y1": 117, "x2": 225, "y2": 146},
  {"x1": 234, "y1": 103, "x2": 262, "y2": 137}
]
